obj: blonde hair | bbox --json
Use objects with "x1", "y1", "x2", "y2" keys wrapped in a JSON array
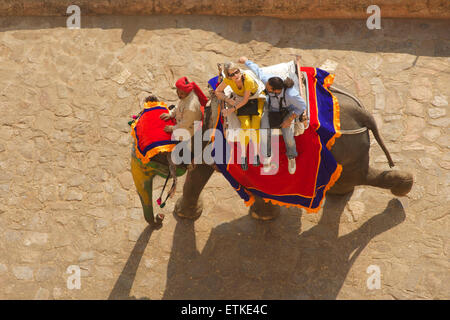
[{"x1": 223, "y1": 62, "x2": 240, "y2": 78}]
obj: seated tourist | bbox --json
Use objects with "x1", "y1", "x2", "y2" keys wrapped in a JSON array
[
  {"x1": 237, "y1": 56, "x2": 306, "y2": 174},
  {"x1": 214, "y1": 62, "x2": 266, "y2": 171}
]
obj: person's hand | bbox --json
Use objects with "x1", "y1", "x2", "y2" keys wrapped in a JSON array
[
  {"x1": 222, "y1": 107, "x2": 235, "y2": 117},
  {"x1": 238, "y1": 56, "x2": 248, "y2": 64},
  {"x1": 163, "y1": 125, "x2": 174, "y2": 133},
  {"x1": 301, "y1": 113, "x2": 307, "y2": 122},
  {"x1": 226, "y1": 98, "x2": 236, "y2": 106},
  {"x1": 160, "y1": 113, "x2": 171, "y2": 121},
  {"x1": 281, "y1": 118, "x2": 293, "y2": 129}
]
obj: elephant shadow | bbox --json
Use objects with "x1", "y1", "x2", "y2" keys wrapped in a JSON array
[{"x1": 162, "y1": 194, "x2": 406, "y2": 299}]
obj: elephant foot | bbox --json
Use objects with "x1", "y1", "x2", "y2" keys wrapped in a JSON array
[
  {"x1": 174, "y1": 197, "x2": 203, "y2": 220},
  {"x1": 144, "y1": 213, "x2": 165, "y2": 229},
  {"x1": 249, "y1": 197, "x2": 280, "y2": 221}
]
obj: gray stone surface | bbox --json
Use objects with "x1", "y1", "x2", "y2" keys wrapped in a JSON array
[
  {"x1": 12, "y1": 266, "x2": 34, "y2": 281},
  {"x1": 0, "y1": 15, "x2": 448, "y2": 300}
]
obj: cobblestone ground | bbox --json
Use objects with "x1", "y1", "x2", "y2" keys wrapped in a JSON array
[{"x1": 0, "y1": 16, "x2": 448, "y2": 300}]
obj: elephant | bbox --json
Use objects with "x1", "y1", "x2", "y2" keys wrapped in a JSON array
[{"x1": 131, "y1": 75, "x2": 414, "y2": 227}]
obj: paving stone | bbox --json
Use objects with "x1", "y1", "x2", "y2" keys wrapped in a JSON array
[
  {"x1": 410, "y1": 78, "x2": 433, "y2": 102},
  {"x1": 112, "y1": 69, "x2": 131, "y2": 85},
  {"x1": 35, "y1": 266, "x2": 57, "y2": 282},
  {"x1": 12, "y1": 266, "x2": 33, "y2": 280},
  {"x1": 422, "y1": 128, "x2": 442, "y2": 142},
  {"x1": 319, "y1": 59, "x2": 338, "y2": 73},
  {"x1": 0, "y1": 263, "x2": 7, "y2": 274},
  {"x1": 79, "y1": 251, "x2": 95, "y2": 262},
  {"x1": 431, "y1": 95, "x2": 448, "y2": 107},
  {"x1": 52, "y1": 287, "x2": 63, "y2": 299},
  {"x1": 429, "y1": 118, "x2": 450, "y2": 127},
  {"x1": 346, "y1": 201, "x2": 365, "y2": 222},
  {"x1": 428, "y1": 107, "x2": 446, "y2": 119},
  {"x1": 418, "y1": 157, "x2": 434, "y2": 170},
  {"x1": 33, "y1": 287, "x2": 50, "y2": 300},
  {"x1": 406, "y1": 99, "x2": 425, "y2": 117},
  {"x1": 66, "y1": 190, "x2": 83, "y2": 201},
  {"x1": 23, "y1": 232, "x2": 49, "y2": 246},
  {"x1": 54, "y1": 104, "x2": 72, "y2": 117},
  {"x1": 402, "y1": 142, "x2": 425, "y2": 151}
]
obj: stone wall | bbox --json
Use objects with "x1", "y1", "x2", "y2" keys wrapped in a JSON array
[{"x1": 0, "y1": 0, "x2": 449, "y2": 19}]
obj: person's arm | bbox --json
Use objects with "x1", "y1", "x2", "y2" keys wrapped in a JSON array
[
  {"x1": 286, "y1": 88, "x2": 306, "y2": 117},
  {"x1": 215, "y1": 81, "x2": 235, "y2": 106},
  {"x1": 234, "y1": 90, "x2": 251, "y2": 111},
  {"x1": 223, "y1": 75, "x2": 253, "y2": 117},
  {"x1": 280, "y1": 89, "x2": 307, "y2": 128},
  {"x1": 281, "y1": 112, "x2": 298, "y2": 128},
  {"x1": 165, "y1": 103, "x2": 201, "y2": 135},
  {"x1": 169, "y1": 107, "x2": 176, "y2": 118},
  {"x1": 171, "y1": 110, "x2": 199, "y2": 135},
  {"x1": 243, "y1": 59, "x2": 270, "y2": 84},
  {"x1": 160, "y1": 104, "x2": 176, "y2": 120}
]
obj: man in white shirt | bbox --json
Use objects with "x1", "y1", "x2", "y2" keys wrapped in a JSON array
[{"x1": 239, "y1": 57, "x2": 307, "y2": 174}]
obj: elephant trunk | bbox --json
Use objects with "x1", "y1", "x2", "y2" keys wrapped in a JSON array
[{"x1": 366, "y1": 168, "x2": 414, "y2": 197}]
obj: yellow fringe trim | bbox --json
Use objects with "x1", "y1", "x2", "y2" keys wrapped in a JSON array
[
  {"x1": 144, "y1": 101, "x2": 168, "y2": 109},
  {"x1": 322, "y1": 73, "x2": 342, "y2": 150},
  {"x1": 244, "y1": 192, "x2": 255, "y2": 207},
  {"x1": 309, "y1": 163, "x2": 343, "y2": 213},
  {"x1": 258, "y1": 163, "x2": 343, "y2": 214},
  {"x1": 323, "y1": 73, "x2": 335, "y2": 88},
  {"x1": 134, "y1": 144, "x2": 176, "y2": 164},
  {"x1": 325, "y1": 92, "x2": 342, "y2": 150}
]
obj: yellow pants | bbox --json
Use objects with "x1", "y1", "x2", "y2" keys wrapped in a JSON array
[{"x1": 237, "y1": 98, "x2": 265, "y2": 158}]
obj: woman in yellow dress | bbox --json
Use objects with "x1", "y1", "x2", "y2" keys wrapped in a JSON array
[{"x1": 215, "y1": 62, "x2": 265, "y2": 171}]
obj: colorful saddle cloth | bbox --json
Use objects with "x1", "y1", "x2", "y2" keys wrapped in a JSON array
[
  {"x1": 131, "y1": 102, "x2": 178, "y2": 164},
  {"x1": 212, "y1": 67, "x2": 342, "y2": 213}
]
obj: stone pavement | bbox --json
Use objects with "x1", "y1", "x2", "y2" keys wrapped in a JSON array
[{"x1": 0, "y1": 15, "x2": 448, "y2": 299}]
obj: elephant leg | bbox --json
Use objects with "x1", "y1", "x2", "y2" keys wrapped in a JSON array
[
  {"x1": 174, "y1": 164, "x2": 215, "y2": 220},
  {"x1": 131, "y1": 156, "x2": 163, "y2": 226},
  {"x1": 327, "y1": 165, "x2": 362, "y2": 196},
  {"x1": 249, "y1": 195, "x2": 281, "y2": 221},
  {"x1": 364, "y1": 166, "x2": 414, "y2": 197}
]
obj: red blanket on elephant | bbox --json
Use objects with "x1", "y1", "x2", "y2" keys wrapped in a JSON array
[
  {"x1": 131, "y1": 102, "x2": 178, "y2": 164},
  {"x1": 212, "y1": 67, "x2": 342, "y2": 213}
]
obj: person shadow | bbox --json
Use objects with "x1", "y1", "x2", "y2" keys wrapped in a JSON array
[
  {"x1": 162, "y1": 193, "x2": 406, "y2": 299},
  {"x1": 108, "y1": 225, "x2": 154, "y2": 300}
]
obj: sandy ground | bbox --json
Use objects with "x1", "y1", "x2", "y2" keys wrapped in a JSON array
[{"x1": 0, "y1": 15, "x2": 448, "y2": 299}]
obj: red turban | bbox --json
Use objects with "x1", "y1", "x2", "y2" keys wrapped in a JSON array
[{"x1": 175, "y1": 77, "x2": 208, "y2": 107}]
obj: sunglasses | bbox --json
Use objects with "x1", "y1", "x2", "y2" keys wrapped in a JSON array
[{"x1": 228, "y1": 70, "x2": 240, "y2": 77}]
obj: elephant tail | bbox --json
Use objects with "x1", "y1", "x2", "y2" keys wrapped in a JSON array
[
  {"x1": 363, "y1": 109, "x2": 395, "y2": 168},
  {"x1": 330, "y1": 85, "x2": 395, "y2": 168}
]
